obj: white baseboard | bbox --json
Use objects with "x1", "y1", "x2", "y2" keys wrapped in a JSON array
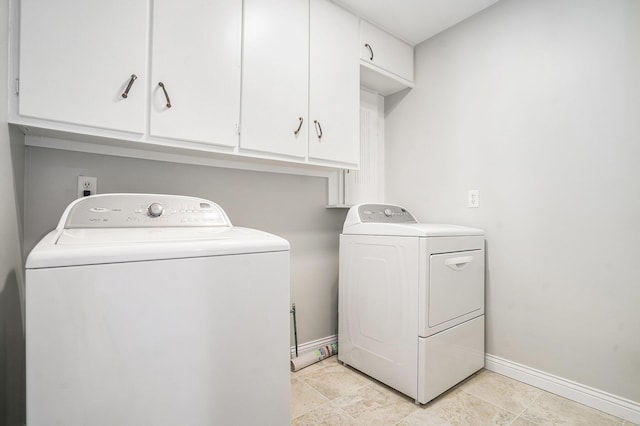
[
  {"x1": 485, "y1": 354, "x2": 640, "y2": 424},
  {"x1": 290, "y1": 334, "x2": 337, "y2": 358}
]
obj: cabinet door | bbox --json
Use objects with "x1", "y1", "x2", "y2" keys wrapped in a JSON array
[
  {"x1": 19, "y1": 0, "x2": 147, "y2": 133},
  {"x1": 150, "y1": 0, "x2": 241, "y2": 147},
  {"x1": 240, "y1": 0, "x2": 309, "y2": 158},
  {"x1": 360, "y1": 21, "x2": 414, "y2": 82},
  {"x1": 309, "y1": 0, "x2": 360, "y2": 166}
]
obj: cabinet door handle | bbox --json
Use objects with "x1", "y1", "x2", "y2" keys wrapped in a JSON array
[
  {"x1": 365, "y1": 43, "x2": 374, "y2": 61},
  {"x1": 294, "y1": 117, "x2": 304, "y2": 135},
  {"x1": 121, "y1": 74, "x2": 137, "y2": 98},
  {"x1": 313, "y1": 120, "x2": 323, "y2": 139},
  {"x1": 158, "y1": 82, "x2": 172, "y2": 108}
]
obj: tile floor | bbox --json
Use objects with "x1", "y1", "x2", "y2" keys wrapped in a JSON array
[{"x1": 291, "y1": 356, "x2": 635, "y2": 425}]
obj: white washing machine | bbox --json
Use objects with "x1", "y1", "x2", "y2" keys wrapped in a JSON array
[
  {"x1": 25, "y1": 194, "x2": 290, "y2": 426},
  {"x1": 338, "y1": 204, "x2": 485, "y2": 404}
]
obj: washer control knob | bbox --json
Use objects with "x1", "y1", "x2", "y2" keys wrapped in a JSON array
[
  {"x1": 384, "y1": 208, "x2": 393, "y2": 217},
  {"x1": 147, "y1": 203, "x2": 164, "y2": 217}
]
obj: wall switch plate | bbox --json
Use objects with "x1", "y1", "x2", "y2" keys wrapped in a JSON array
[
  {"x1": 468, "y1": 189, "x2": 479, "y2": 208},
  {"x1": 77, "y1": 176, "x2": 97, "y2": 198}
]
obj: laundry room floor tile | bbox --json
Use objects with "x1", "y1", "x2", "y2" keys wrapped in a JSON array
[
  {"x1": 290, "y1": 376, "x2": 331, "y2": 419},
  {"x1": 519, "y1": 392, "x2": 624, "y2": 425},
  {"x1": 291, "y1": 402, "x2": 360, "y2": 426},
  {"x1": 395, "y1": 408, "x2": 454, "y2": 426},
  {"x1": 301, "y1": 361, "x2": 371, "y2": 400},
  {"x1": 331, "y1": 382, "x2": 419, "y2": 425},
  {"x1": 290, "y1": 356, "x2": 630, "y2": 425},
  {"x1": 458, "y1": 369, "x2": 542, "y2": 414},
  {"x1": 418, "y1": 388, "x2": 516, "y2": 425},
  {"x1": 508, "y1": 417, "x2": 540, "y2": 426}
]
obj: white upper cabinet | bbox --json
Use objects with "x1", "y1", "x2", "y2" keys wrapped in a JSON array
[
  {"x1": 240, "y1": 0, "x2": 309, "y2": 159},
  {"x1": 149, "y1": 0, "x2": 241, "y2": 147},
  {"x1": 18, "y1": 0, "x2": 147, "y2": 133},
  {"x1": 241, "y1": 0, "x2": 359, "y2": 167},
  {"x1": 13, "y1": 0, "x2": 360, "y2": 170},
  {"x1": 309, "y1": 0, "x2": 360, "y2": 165},
  {"x1": 359, "y1": 21, "x2": 414, "y2": 96}
]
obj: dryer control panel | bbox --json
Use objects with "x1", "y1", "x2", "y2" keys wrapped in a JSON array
[
  {"x1": 357, "y1": 204, "x2": 417, "y2": 223},
  {"x1": 59, "y1": 194, "x2": 232, "y2": 229}
]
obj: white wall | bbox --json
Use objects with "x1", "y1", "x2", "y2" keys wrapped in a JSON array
[
  {"x1": 385, "y1": 0, "x2": 640, "y2": 403},
  {"x1": 0, "y1": 1, "x2": 26, "y2": 424},
  {"x1": 23, "y1": 146, "x2": 347, "y2": 347}
]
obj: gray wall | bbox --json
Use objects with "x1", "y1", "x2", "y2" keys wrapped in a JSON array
[
  {"x1": 23, "y1": 147, "x2": 347, "y2": 347},
  {"x1": 0, "y1": 1, "x2": 26, "y2": 424},
  {"x1": 385, "y1": 0, "x2": 640, "y2": 402}
]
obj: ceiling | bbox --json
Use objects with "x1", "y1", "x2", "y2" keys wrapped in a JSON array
[{"x1": 333, "y1": 0, "x2": 500, "y2": 46}]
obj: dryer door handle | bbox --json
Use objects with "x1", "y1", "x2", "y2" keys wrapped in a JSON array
[{"x1": 444, "y1": 256, "x2": 474, "y2": 271}]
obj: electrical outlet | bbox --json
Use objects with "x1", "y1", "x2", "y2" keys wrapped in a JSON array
[
  {"x1": 77, "y1": 176, "x2": 97, "y2": 198},
  {"x1": 468, "y1": 190, "x2": 479, "y2": 208}
]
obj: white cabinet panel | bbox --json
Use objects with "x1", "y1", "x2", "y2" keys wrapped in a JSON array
[
  {"x1": 240, "y1": 0, "x2": 309, "y2": 158},
  {"x1": 150, "y1": 0, "x2": 241, "y2": 147},
  {"x1": 360, "y1": 21, "x2": 414, "y2": 82},
  {"x1": 309, "y1": 0, "x2": 359, "y2": 165},
  {"x1": 19, "y1": 0, "x2": 147, "y2": 133},
  {"x1": 344, "y1": 90, "x2": 384, "y2": 205}
]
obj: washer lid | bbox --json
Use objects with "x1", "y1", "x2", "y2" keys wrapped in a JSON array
[
  {"x1": 26, "y1": 227, "x2": 289, "y2": 269},
  {"x1": 342, "y1": 204, "x2": 484, "y2": 237}
]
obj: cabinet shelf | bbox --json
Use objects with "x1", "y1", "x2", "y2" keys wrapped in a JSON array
[{"x1": 360, "y1": 60, "x2": 415, "y2": 96}]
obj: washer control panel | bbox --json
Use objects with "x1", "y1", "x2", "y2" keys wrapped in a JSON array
[
  {"x1": 357, "y1": 204, "x2": 417, "y2": 223},
  {"x1": 62, "y1": 194, "x2": 232, "y2": 228}
]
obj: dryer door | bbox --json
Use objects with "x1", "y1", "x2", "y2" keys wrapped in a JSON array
[{"x1": 428, "y1": 250, "x2": 484, "y2": 327}]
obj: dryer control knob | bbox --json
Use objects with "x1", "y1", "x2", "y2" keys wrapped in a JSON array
[
  {"x1": 148, "y1": 203, "x2": 164, "y2": 217},
  {"x1": 384, "y1": 208, "x2": 393, "y2": 217}
]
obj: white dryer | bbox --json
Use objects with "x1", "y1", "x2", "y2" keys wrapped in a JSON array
[
  {"x1": 338, "y1": 204, "x2": 485, "y2": 404},
  {"x1": 26, "y1": 194, "x2": 290, "y2": 426}
]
